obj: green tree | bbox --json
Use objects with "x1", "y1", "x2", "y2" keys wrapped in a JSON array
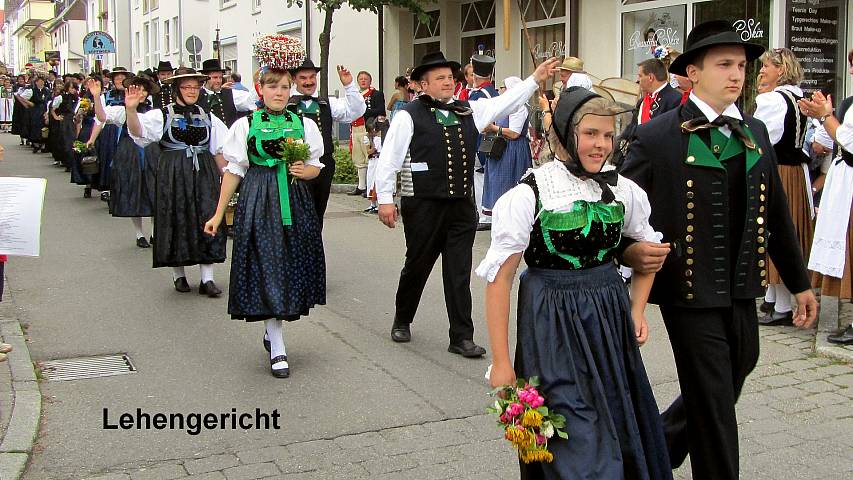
[{"x1": 287, "y1": 0, "x2": 433, "y2": 97}]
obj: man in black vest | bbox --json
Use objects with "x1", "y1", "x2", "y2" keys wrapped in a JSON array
[
  {"x1": 620, "y1": 21, "x2": 818, "y2": 480},
  {"x1": 152, "y1": 61, "x2": 175, "y2": 109},
  {"x1": 634, "y1": 58, "x2": 683, "y2": 125},
  {"x1": 197, "y1": 59, "x2": 257, "y2": 127},
  {"x1": 374, "y1": 52, "x2": 559, "y2": 357},
  {"x1": 287, "y1": 59, "x2": 366, "y2": 221}
]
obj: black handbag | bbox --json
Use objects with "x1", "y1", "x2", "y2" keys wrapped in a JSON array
[{"x1": 478, "y1": 134, "x2": 507, "y2": 159}]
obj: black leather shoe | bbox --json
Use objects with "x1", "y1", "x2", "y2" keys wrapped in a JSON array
[
  {"x1": 136, "y1": 237, "x2": 151, "y2": 248},
  {"x1": 391, "y1": 323, "x2": 411, "y2": 343},
  {"x1": 270, "y1": 355, "x2": 290, "y2": 378},
  {"x1": 83, "y1": 187, "x2": 92, "y2": 198},
  {"x1": 448, "y1": 339, "x2": 486, "y2": 358},
  {"x1": 149, "y1": 236, "x2": 154, "y2": 245},
  {"x1": 263, "y1": 333, "x2": 271, "y2": 352},
  {"x1": 827, "y1": 325, "x2": 853, "y2": 345},
  {"x1": 100, "y1": 191, "x2": 110, "y2": 202},
  {"x1": 199, "y1": 281, "x2": 222, "y2": 297},
  {"x1": 758, "y1": 310, "x2": 794, "y2": 326},
  {"x1": 759, "y1": 301, "x2": 775, "y2": 314},
  {"x1": 174, "y1": 277, "x2": 191, "y2": 293},
  {"x1": 476, "y1": 222, "x2": 492, "y2": 231},
  {"x1": 348, "y1": 188, "x2": 365, "y2": 196}
]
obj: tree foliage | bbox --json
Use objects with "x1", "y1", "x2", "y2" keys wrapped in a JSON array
[{"x1": 286, "y1": 0, "x2": 434, "y2": 97}]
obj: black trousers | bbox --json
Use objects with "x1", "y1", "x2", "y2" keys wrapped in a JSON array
[
  {"x1": 659, "y1": 300, "x2": 759, "y2": 480},
  {"x1": 307, "y1": 155, "x2": 335, "y2": 225},
  {"x1": 394, "y1": 196, "x2": 477, "y2": 344}
]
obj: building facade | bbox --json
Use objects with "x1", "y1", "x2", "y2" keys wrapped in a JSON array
[
  {"x1": 127, "y1": 0, "x2": 212, "y2": 73},
  {"x1": 5, "y1": 0, "x2": 55, "y2": 73},
  {"x1": 81, "y1": 0, "x2": 133, "y2": 73},
  {"x1": 44, "y1": 0, "x2": 87, "y2": 75}
]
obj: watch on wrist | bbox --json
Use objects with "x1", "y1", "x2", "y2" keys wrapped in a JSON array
[{"x1": 819, "y1": 115, "x2": 829, "y2": 124}]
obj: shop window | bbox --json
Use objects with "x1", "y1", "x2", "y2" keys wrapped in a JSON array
[
  {"x1": 461, "y1": 1, "x2": 496, "y2": 63},
  {"x1": 522, "y1": 23, "x2": 566, "y2": 91},
  {"x1": 621, "y1": 5, "x2": 686, "y2": 79},
  {"x1": 694, "y1": 0, "x2": 770, "y2": 113},
  {"x1": 784, "y1": 0, "x2": 847, "y2": 106},
  {"x1": 413, "y1": 11, "x2": 441, "y2": 66},
  {"x1": 522, "y1": 0, "x2": 566, "y2": 22}
]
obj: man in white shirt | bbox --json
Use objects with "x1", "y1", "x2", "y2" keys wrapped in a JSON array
[
  {"x1": 374, "y1": 51, "x2": 559, "y2": 357},
  {"x1": 287, "y1": 59, "x2": 366, "y2": 220}
]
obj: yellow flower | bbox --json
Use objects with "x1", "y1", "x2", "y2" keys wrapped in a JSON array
[
  {"x1": 505, "y1": 426, "x2": 535, "y2": 449},
  {"x1": 520, "y1": 448, "x2": 554, "y2": 463},
  {"x1": 520, "y1": 410, "x2": 543, "y2": 428}
]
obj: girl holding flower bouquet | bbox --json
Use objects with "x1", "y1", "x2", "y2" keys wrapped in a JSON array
[
  {"x1": 204, "y1": 34, "x2": 326, "y2": 379},
  {"x1": 477, "y1": 87, "x2": 671, "y2": 479}
]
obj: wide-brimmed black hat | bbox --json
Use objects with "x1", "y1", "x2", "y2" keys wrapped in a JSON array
[
  {"x1": 161, "y1": 66, "x2": 209, "y2": 85},
  {"x1": 410, "y1": 51, "x2": 461, "y2": 81},
  {"x1": 553, "y1": 87, "x2": 600, "y2": 150},
  {"x1": 199, "y1": 59, "x2": 227, "y2": 74},
  {"x1": 156, "y1": 61, "x2": 174, "y2": 73},
  {"x1": 471, "y1": 54, "x2": 496, "y2": 77},
  {"x1": 669, "y1": 20, "x2": 765, "y2": 76},
  {"x1": 289, "y1": 59, "x2": 321, "y2": 74},
  {"x1": 123, "y1": 74, "x2": 160, "y2": 95},
  {"x1": 107, "y1": 67, "x2": 133, "y2": 79}
]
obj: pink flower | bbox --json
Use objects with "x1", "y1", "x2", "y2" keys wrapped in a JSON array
[
  {"x1": 536, "y1": 434, "x2": 547, "y2": 445},
  {"x1": 530, "y1": 396, "x2": 545, "y2": 409},
  {"x1": 509, "y1": 403, "x2": 525, "y2": 417}
]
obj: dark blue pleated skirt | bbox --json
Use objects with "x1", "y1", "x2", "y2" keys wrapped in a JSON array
[
  {"x1": 96, "y1": 124, "x2": 121, "y2": 190},
  {"x1": 229, "y1": 165, "x2": 326, "y2": 321},
  {"x1": 515, "y1": 263, "x2": 672, "y2": 480}
]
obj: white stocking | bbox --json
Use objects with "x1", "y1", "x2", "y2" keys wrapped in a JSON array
[
  {"x1": 764, "y1": 284, "x2": 776, "y2": 303},
  {"x1": 357, "y1": 168, "x2": 367, "y2": 190},
  {"x1": 774, "y1": 284, "x2": 793, "y2": 313},
  {"x1": 172, "y1": 266, "x2": 186, "y2": 281},
  {"x1": 264, "y1": 320, "x2": 288, "y2": 369},
  {"x1": 199, "y1": 264, "x2": 214, "y2": 283},
  {"x1": 131, "y1": 217, "x2": 145, "y2": 239}
]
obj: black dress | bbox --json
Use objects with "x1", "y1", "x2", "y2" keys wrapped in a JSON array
[
  {"x1": 95, "y1": 90, "x2": 125, "y2": 191},
  {"x1": 71, "y1": 95, "x2": 97, "y2": 186},
  {"x1": 109, "y1": 103, "x2": 160, "y2": 218},
  {"x1": 152, "y1": 104, "x2": 226, "y2": 268},
  {"x1": 26, "y1": 86, "x2": 51, "y2": 145},
  {"x1": 227, "y1": 110, "x2": 326, "y2": 321},
  {"x1": 51, "y1": 94, "x2": 77, "y2": 168},
  {"x1": 11, "y1": 88, "x2": 27, "y2": 136},
  {"x1": 483, "y1": 166, "x2": 672, "y2": 480}
]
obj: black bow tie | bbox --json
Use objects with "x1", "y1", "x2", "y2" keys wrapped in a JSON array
[
  {"x1": 173, "y1": 104, "x2": 196, "y2": 123},
  {"x1": 420, "y1": 96, "x2": 472, "y2": 116},
  {"x1": 681, "y1": 114, "x2": 756, "y2": 150}
]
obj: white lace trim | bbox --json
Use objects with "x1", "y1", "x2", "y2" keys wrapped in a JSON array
[{"x1": 531, "y1": 161, "x2": 636, "y2": 211}]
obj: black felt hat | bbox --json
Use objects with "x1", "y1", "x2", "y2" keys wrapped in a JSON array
[
  {"x1": 199, "y1": 58, "x2": 227, "y2": 74},
  {"x1": 471, "y1": 54, "x2": 496, "y2": 77},
  {"x1": 289, "y1": 58, "x2": 321, "y2": 74},
  {"x1": 410, "y1": 51, "x2": 461, "y2": 81},
  {"x1": 669, "y1": 20, "x2": 765, "y2": 76},
  {"x1": 123, "y1": 74, "x2": 160, "y2": 95},
  {"x1": 106, "y1": 67, "x2": 133, "y2": 79},
  {"x1": 156, "y1": 61, "x2": 175, "y2": 73}
]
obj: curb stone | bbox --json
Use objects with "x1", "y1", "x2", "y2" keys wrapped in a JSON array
[
  {"x1": 0, "y1": 277, "x2": 42, "y2": 480},
  {"x1": 330, "y1": 184, "x2": 356, "y2": 194},
  {"x1": 814, "y1": 295, "x2": 853, "y2": 363}
]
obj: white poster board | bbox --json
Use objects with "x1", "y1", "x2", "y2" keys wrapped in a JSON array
[{"x1": 0, "y1": 177, "x2": 47, "y2": 257}]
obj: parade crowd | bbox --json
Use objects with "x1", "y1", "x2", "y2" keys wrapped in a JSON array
[{"x1": 1, "y1": 20, "x2": 852, "y2": 480}]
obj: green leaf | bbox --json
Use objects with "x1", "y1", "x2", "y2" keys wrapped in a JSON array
[
  {"x1": 536, "y1": 406, "x2": 549, "y2": 416},
  {"x1": 528, "y1": 376, "x2": 540, "y2": 387},
  {"x1": 557, "y1": 430, "x2": 569, "y2": 440}
]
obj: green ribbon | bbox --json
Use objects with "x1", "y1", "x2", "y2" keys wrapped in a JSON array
[
  {"x1": 538, "y1": 200, "x2": 625, "y2": 267},
  {"x1": 247, "y1": 110, "x2": 305, "y2": 226}
]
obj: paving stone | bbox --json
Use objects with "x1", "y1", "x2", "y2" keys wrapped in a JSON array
[
  {"x1": 765, "y1": 385, "x2": 804, "y2": 400},
  {"x1": 360, "y1": 453, "x2": 420, "y2": 475},
  {"x1": 185, "y1": 455, "x2": 240, "y2": 476},
  {"x1": 285, "y1": 439, "x2": 335, "y2": 458},
  {"x1": 806, "y1": 391, "x2": 849, "y2": 406},
  {"x1": 236, "y1": 445, "x2": 290, "y2": 465},
  {"x1": 815, "y1": 365, "x2": 853, "y2": 377},
  {"x1": 777, "y1": 336, "x2": 808, "y2": 346},
  {"x1": 378, "y1": 424, "x2": 430, "y2": 441},
  {"x1": 768, "y1": 398, "x2": 818, "y2": 414},
  {"x1": 795, "y1": 380, "x2": 840, "y2": 393},
  {"x1": 761, "y1": 374, "x2": 800, "y2": 387},
  {"x1": 130, "y1": 464, "x2": 187, "y2": 480},
  {"x1": 332, "y1": 431, "x2": 382, "y2": 449},
  {"x1": 222, "y1": 462, "x2": 280, "y2": 480},
  {"x1": 184, "y1": 473, "x2": 226, "y2": 480},
  {"x1": 739, "y1": 418, "x2": 790, "y2": 437},
  {"x1": 84, "y1": 475, "x2": 131, "y2": 480},
  {"x1": 826, "y1": 373, "x2": 853, "y2": 387},
  {"x1": 327, "y1": 445, "x2": 380, "y2": 465}
]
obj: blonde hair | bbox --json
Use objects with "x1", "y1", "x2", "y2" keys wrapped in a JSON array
[{"x1": 759, "y1": 48, "x2": 804, "y2": 86}]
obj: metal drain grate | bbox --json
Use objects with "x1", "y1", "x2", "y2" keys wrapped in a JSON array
[{"x1": 39, "y1": 354, "x2": 137, "y2": 382}]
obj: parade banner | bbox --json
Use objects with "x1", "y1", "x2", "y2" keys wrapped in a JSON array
[{"x1": 0, "y1": 177, "x2": 47, "y2": 257}]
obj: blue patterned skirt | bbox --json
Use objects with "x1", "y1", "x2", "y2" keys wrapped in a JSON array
[
  {"x1": 515, "y1": 264, "x2": 671, "y2": 480},
  {"x1": 109, "y1": 137, "x2": 159, "y2": 217},
  {"x1": 229, "y1": 165, "x2": 326, "y2": 321},
  {"x1": 95, "y1": 124, "x2": 121, "y2": 190}
]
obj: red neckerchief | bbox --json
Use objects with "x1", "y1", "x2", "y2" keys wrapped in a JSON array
[
  {"x1": 680, "y1": 88, "x2": 691, "y2": 105},
  {"x1": 362, "y1": 87, "x2": 375, "y2": 98}
]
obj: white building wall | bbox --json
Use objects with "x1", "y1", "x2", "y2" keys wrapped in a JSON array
[
  {"x1": 577, "y1": 0, "x2": 620, "y2": 81},
  {"x1": 128, "y1": 0, "x2": 211, "y2": 72}
]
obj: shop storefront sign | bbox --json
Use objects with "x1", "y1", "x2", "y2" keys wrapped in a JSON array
[
  {"x1": 533, "y1": 41, "x2": 566, "y2": 59},
  {"x1": 733, "y1": 18, "x2": 764, "y2": 41},
  {"x1": 786, "y1": 0, "x2": 845, "y2": 100}
]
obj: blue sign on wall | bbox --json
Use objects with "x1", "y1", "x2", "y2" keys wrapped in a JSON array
[{"x1": 82, "y1": 31, "x2": 116, "y2": 55}]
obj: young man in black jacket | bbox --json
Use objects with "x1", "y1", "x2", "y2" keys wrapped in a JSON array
[{"x1": 620, "y1": 21, "x2": 818, "y2": 480}]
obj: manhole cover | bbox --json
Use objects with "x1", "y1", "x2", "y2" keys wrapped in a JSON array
[{"x1": 39, "y1": 354, "x2": 137, "y2": 382}]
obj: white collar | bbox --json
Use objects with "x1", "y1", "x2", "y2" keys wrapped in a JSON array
[
  {"x1": 689, "y1": 92, "x2": 742, "y2": 122},
  {"x1": 774, "y1": 84, "x2": 803, "y2": 96},
  {"x1": 532, "y1": 160, "x2": 623, "y2": 212},
  {"x1": 651, "y1": 82, "x2": 667, "y2": 96}
]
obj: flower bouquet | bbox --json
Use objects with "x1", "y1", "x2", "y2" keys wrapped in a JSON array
[
  {"x1": 277, "y1": 137, "x2": 310, "y2": 183},
  {"x1": 72, "y1": 140, "x2": 92, "y2": 154},
  {"x1": 487, "y1": 376, "x2": 567, "y2": 463},
  {"x1": 77, "y1": 97, "x2": 92, "y2": 115},
  {"x1": 225, "y1": 192, "x2": 239, "y2": 231}
]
